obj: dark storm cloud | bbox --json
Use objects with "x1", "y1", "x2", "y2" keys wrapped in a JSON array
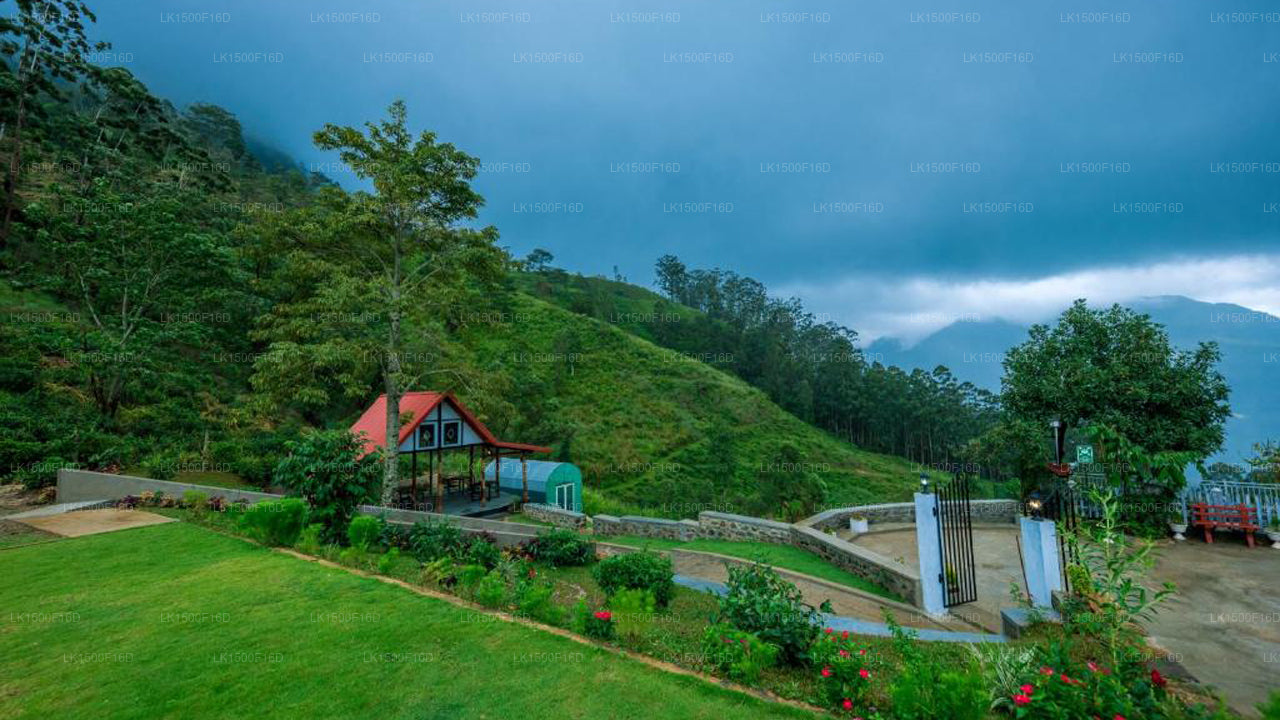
[{"x1": 87, "y1": 0, "x2": 1280, "y2": 326}]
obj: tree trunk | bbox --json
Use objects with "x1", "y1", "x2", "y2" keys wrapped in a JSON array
[{"x1": 380, "y1": 232, "x2": 405, "y2": 505}]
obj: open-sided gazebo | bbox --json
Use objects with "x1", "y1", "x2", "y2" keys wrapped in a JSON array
[{"x1": 349, "y1": 391, "x2": 550, "y2": 516}]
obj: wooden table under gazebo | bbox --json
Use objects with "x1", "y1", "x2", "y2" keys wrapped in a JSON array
[{"x1": 349, "y1": 391, "x2": 550, "y2": 517}]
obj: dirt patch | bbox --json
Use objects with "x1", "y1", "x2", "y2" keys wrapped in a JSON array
[
  {"x1": 0, "y1": 519, "x2": 58, "y2": 547},
  {"x1": 11, "y1": 509, "x2": 175, "y2": 537},
  {"x1": 0, "y1": 484, "x2": 47, "y2": 518}
]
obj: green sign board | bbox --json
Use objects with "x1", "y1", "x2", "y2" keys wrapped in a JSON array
[{"x1": 1076, "y1": 446, "x2": 1095, "y2": 464}]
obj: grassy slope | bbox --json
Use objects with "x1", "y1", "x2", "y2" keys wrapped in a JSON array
[
  {"x1": 0, "y1": 523, "x2": 812, "y2": 720},
  {"x1": 465, "y1": 290, "x2": 939, "y2": 517},
  {"x1": 599, "y1": 535, "x2": 903, "y2": 602}
]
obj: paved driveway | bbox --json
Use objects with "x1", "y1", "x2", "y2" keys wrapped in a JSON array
[{"x1": 850, "y1": 525, "x2": 1280, "y2": 716}]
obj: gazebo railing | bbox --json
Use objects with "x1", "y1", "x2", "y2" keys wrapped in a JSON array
[{"x1": 1182, "y1": 480, "x2": 1280, "y2": 528}]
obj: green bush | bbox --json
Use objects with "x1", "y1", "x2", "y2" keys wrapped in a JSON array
[
  {"x1": 1259, "y1": 691, "x2": 1280, "y2": 720},
  {"x1": 715, "y1": 561, "x2": 823, "y2": 665},
  {"x1": 527, "y1": 528, "x2": 594, "y2": 566},
  {"x1": 465, "y1": 536, "x2": 501, "y2": 570},
  {"x1": 377, "y1": 547, "x2": 401, "y2": 574},
  {"x1": 573, "y1": 600, "x2": 615, "y2": 641},
  {"x1": 238, "y1": 498, "x2": 308, "y2": 546},
  {"x1": 515, "y1": 581, "x2": 564, "y2": 626},
  {"x1": 347, "y1": 515, "x2": 383, "y2": 551},
  {"x1": 811, "y1": 629, "x2": 875, "y2": 713},
  {"x1": 701, "y1": 624, "x2": 779, "y2": 684},
  {"x1": 183, "y1": 490, "x2": 210, "y2": 510},
  {"x1": 408, "y1": 520, "x2": 467, "y2": 562},
  {"x1": 609, "y1": 588, "x2": 656, "y2": 640},
  {"x1": 474, "y1": 571, "x2": 508, "y2": 608},
  {"x1": 273, "y1": 430, "x2": 382, "y2": 542},
  {"x1": 295, "y1": 524, "x2": 325, "y2": 555},
  {"x1": 592, "y1": 551, "x2": 675, "y2": 607},
  {"x1": 886, "y1": 617, "x2": 989, "y2": 720}
]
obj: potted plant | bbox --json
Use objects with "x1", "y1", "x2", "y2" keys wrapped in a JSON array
[
  {"x1": 1167, "y1": 507, "x2": 1188, "y2": 542},
  {"x1": 1266, "y1": 518, "x2": 1280, "y2": 549},
  {"x1": 848, "y1": 514, "x2": 869, "y2": 534}
]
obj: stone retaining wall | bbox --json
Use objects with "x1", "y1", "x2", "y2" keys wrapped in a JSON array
[
  {"x1": 800, "y1": 499, "x2": 1020, "y2": 532},
  {"x1": 522, "y1": 503, "x2": 588, "y2": 530},
  {"x1": 788, "y1": 525, "x2": 920, "y2": 606},
  {"x1": 57, "y1": 469, "x2": 279, "y2": 506}
]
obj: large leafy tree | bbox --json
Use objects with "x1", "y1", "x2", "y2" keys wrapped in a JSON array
[
  {"x1": 252, "y1": 100, "x2": 504, "y2": 502},
  {"x1": 1001, "y1": 300, "x2": 1230, "y2": 459},
  {"x1": 0, "y1": 0, "x2": 108, "y2": 244}
]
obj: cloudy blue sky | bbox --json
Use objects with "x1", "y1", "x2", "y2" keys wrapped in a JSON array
[{"x1": 88, "y1": 0, "x2": 1280, "y2": 341}]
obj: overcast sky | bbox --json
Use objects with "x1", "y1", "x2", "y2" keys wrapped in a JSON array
[{"x1": 88, "y1": 0, "x2": 1280, "y2": 341}]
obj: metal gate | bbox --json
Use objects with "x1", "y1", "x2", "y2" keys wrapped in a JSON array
[{"x1": 935, "y1": 473, "x2": 978, "y2": 607}]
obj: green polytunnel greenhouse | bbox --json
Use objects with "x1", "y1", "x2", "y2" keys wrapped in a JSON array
[{"x1": 483, "y1": 459, "x2": 582, "y2": 512}]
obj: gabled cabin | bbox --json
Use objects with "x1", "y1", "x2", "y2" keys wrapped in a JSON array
[{"x1": 349, "y1": 391, "x2": 551, "y2": 516}]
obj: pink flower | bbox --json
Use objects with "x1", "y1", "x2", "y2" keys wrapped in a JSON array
[
  {"x1": 859, "y1": 668, "x2": 870, "y2": 679},
  {"x1": 859, "y1": 649, "x2": 867, "y2": 656},
  {"x1": 839, "y1": 649, "x2": 849, "y2": 658},
  {"x1": 825, "y1": 628, "x2": 834, "y2": 634},
  {"x1": 821, "y1": 665, "x2": 833, "y2": 678},
  {"x1": 1014, "y1": 694, "x2": 1032, "y2": 706},
  {"x1": 1019, "y1": 684, "x2": 1034, "y2": 695},
  {"x1": 1039, "y1": 666, "x2": 1054, "y2": 676},
  {"x1": 842, "y1": 699, "x2": 853, "y2": 710},
  {"x1": 1087, "y1": 661, "x2": 1101, "y2": 673}
]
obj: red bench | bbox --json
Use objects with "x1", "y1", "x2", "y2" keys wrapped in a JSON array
[{"x1": 1189, "y1": 502, "x2": 1259, "y2": 548}]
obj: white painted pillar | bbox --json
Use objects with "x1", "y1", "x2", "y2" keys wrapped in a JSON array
[
  {"x1": 1019, "y1": 517, "x2": 1062, "y2": 609},
  {"x1": 914, "y1": 492, "x2": 946, "y2": 616}
]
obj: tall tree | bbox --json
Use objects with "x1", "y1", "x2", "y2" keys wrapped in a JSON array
[
  {"x1": 254, "y1": 100, "x2": 503, "y2": 502},
  {"x1": 1001, "y1": 300, "x2": 1231, "y2": 459},
  {"x1": 0, "y1": 0, "x2": 108, "y2": 244}
]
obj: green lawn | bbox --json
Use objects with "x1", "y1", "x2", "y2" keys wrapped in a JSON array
[
  {"x1": 0, "y1": 522, "x2": 814, "y2": 720},
  {"x1": 600, "y1": 535, "x2": 904, "y2": 602}
]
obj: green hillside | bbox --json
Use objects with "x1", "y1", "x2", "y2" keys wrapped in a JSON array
[{"x1": 462, "y1": 291, "x2": 937, "y2": 518}]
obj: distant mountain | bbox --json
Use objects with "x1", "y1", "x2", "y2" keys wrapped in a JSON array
[{"x1": 866, "y1": 296, "x2": 1280, "y2": 467}]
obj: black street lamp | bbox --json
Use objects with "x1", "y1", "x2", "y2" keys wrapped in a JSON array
[{"x1": 919, "y1": 471, "x2": 930, "y2": 493}]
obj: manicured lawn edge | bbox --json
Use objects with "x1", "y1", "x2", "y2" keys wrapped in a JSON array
[
  {"x1": 598, "y1": 536, "x2": 908, "y2": 604},
  {"x1": 183, "y1": 518, "x2": 828, "y2": 717}
]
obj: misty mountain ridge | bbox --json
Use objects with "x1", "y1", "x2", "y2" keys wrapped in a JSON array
[{"x1": 865, "y1": 296, "x2": 1280, "y2": 466}]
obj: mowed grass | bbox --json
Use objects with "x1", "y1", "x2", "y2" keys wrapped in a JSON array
[
  {"x1": 599, "y1": 536, "x2": 904, "y2": 602},
  {"x1": 0, "y1": 523, "x2": 814, "y2": 720}
]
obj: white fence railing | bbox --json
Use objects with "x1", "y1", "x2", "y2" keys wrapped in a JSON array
[{"x1": 1182, "y1": 481, "x2": 1280, "y2": 529}]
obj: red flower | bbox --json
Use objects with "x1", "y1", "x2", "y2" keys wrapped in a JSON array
[
  {"x1": 1114, "y1": 715, "x2": 1126, "y2": 720},
  {"x1": 1151, "y1": 669, "x2": 1166, "y2": 688},
  {"x1": 858, "y1": 668, "x2": 870, "y2": 679},
  {"x1": 839, "y1": 649, "x2": 849, "y2": 658},
  {"x1": 593, "y1": 611, "x2": 611, "y2": 621},
  {"x1": 841, "y1": 698, "x2": 853, "y2": 710},
  {"x1": 1039, "y1": 666, "x2": 1054, "y2": 676},
  {"x1": 821, "y1": 665, "x2": 833, "y2": 678},
  {"x1": 858, "y1": 649, "x2": 867, "y2": 656},
  {"x1": 1019, "y1": 684, "x2": 1034, "y2": 695},
  {"x1": 841, "y1": 630, "x2": 849, "y2": 639},
  {"x1": 1060, "y1": 673, "x2": 1074, "y2": 684},
  {"x1": 1087, "y1": 661, "x2": 1100, "y2": 673},
  {"x1": 1014, "y1": 694, "x2": 1032, "y2": 706},
  {"x1": 825, "y1": 627, "x2": 834, "y2": 634}
]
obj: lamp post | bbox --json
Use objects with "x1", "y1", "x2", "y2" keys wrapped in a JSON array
[
  {"x1": 1026, "y1": 491, "x2": 1045, "y2": 520},
  {"x1": 1049, "y1": 418, "x2": 1064, "y2": 466},
  {"x1": 919, "y1": 471, "x2": 930, "y2": 494}
]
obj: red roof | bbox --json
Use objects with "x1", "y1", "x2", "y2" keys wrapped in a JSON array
[{"x1": 349, "y1": 391, "x2": 551, "y2": 457}]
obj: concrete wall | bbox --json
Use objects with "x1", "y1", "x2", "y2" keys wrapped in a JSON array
[
  {"x1": 58, "y1": 469, "x2": 279, "y2": 505},
  {"x1": 789, "y1": 525, "x2": 922, "y2": 606},
  {"x1": 57, "y1": 469, "x2": 546, "y2": 547},
  {"x1": 800, "y1": 499, "x2": 1021, "y2": 532}
]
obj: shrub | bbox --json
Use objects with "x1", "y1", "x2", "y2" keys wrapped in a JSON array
[
  {"x1": 1259, "y1": 692, "x2": 1280, "y2": 720},
  {"x1": 609, "y1": 588, "x2": 656, "y2": 640},
  {"x1": 811, "y1": 628, "x2": 876, "y2": 713},
  {"x1": 701, "y1": 623, "x2": 779, "y2": 684},
  {"x1": 295, "y1": 524, "x2": 325, "y2": 556},
  {"x1": 573, "y1": 600, "x2": 615, "y2": 641},
  {"x1": 273, "y1": 430, "x2": 382, "y2": 542},
  {"x1": 515, "y1": 580, "x2": 564, "y2": 626},
  {"x1": 527, "y1": 528, "x2": 594, "y2": 566},
  {"x1": 465, "y1": 536, "x2": 501, "y2": 570},
  {"x1": 182, "y1": 491, "x2": 210, "y2": 514},
  {"x1": 238, "y1": 498, "x2": 308, "y2": 546},
  {"x1": 377, "y1": 547, "x2": 401, "y2": 575},
  {"x1": 716, "y1": 561, "x2": 824, "y2": 664},
  {"x1": 409, "y1": 520, "x2": 467, "y2": 562},
  {"x1": 347, "y1": 515, "x2": 384, "y2": 551},
  {"x1": 456, "y1": 564, "x2": 488, "y2": 594},
  {"x1": 592, "y1": 551, "x2": 675, "y2": 607},
  {"x1": 474, "y1": 570, "x2": 508, "y2": 608},
  {"x1": 886, "y1": 616, "x2": 986, "y2": 720}
]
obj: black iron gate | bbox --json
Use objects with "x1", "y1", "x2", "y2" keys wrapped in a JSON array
[{"x1": 935, "y1": 473, "x2": 978, "y2": 607}]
